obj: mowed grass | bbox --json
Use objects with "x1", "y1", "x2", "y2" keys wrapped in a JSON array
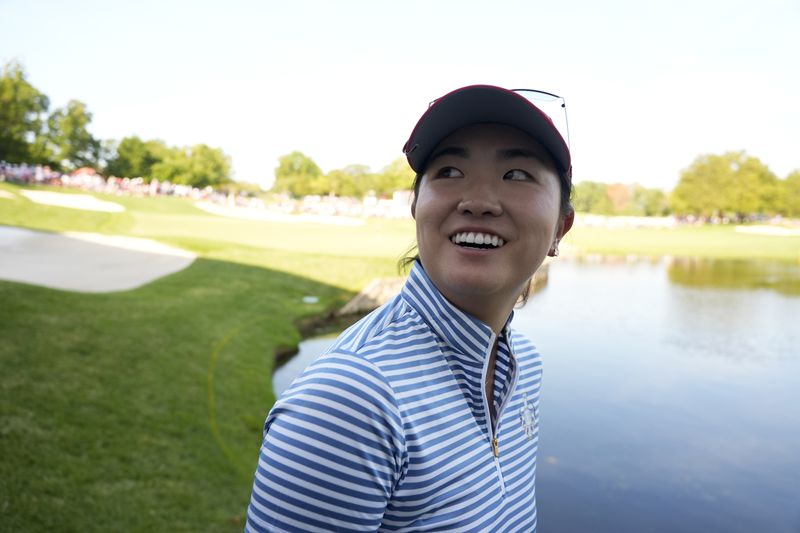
[
  {"x1": 0, "y1": 183, "x2": 413, "y2": 531},
  {"x1": 0, "y1": 181, "x2": 798, "y2": 531},
  {"x1": 564, "y1": 224, "x2": 800, "y2": 261}
]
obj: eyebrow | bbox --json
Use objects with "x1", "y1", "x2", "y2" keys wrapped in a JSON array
[
  {"x1": 497, "y1": 148, "x2": 547, "y2": 163},
  {"x1": 427, "y1": 146, "x2": 469, "y2": 165}
]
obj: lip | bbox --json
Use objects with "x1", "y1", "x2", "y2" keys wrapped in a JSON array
[{"x1": 451, "y1": 243, "x2": 499, "y2": 255}]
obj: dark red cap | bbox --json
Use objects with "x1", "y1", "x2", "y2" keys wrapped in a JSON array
[{"x1": 403, "y1": 84, "x2": 571, "y2": 176}]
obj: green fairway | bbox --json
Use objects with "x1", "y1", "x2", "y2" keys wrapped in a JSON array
[
  {"x1": 0, "y1": 181, "x2": 798, "y2": 531},
  {"x1": 0, "y1": 184, "x2": 413, "y2": 531},
  {"x1": 563, "y1": 223, "x2": 800, "y2": 261}
]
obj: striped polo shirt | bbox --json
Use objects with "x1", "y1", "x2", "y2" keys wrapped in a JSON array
[{"x1": 246, "y1": 262, "x2": 543, "y2": 532}]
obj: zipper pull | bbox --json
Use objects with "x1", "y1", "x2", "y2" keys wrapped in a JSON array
[{"x1": 492, "y1": 436, "x2": 500, "y2": 458}]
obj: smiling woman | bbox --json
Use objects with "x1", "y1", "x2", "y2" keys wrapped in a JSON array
[{"x1": 245, "y1": 85, "x2": 575, "y2": 532}]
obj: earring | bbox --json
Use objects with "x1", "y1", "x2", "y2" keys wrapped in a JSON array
[{"x1": 551, "y1": 240, "x2": 559, "y2": 257}]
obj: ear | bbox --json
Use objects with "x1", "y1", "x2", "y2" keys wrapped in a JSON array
[
  {"x1": 410, "y1": 196, "x2": 417, "y2": 219},
  {"x1": 557, "y1": 207, "x2": 575, "y2": 239}
]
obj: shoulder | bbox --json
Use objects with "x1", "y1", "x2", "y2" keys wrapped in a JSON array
[
  {"x1": 329, "y1": 293, "x2": 432, "y2": 357},
  {"x1": 282, "y1": 351, "x2": 399, "y2": 414},
  {"x1": 267, "y1": 349, "x2": 407, "y2": 463},
  {"x1": 251, "y1": 359, "x2": 407, "y2": 531}
]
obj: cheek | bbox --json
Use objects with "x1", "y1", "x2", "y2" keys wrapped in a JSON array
[
  {"x1": 531, "y1": 187, "x2": 562, "y2": 223},
  {"x1": 413, "y1": 190, "x2": 448, "y2": 260},
  {"x1": 412, "y1": 186, "x2": 443, "y2": 225},
  {"x1": 513, "y1": 198, "x2": 561, "y2": 241}
]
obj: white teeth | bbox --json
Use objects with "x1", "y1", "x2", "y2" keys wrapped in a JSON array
[{"x1": 450, "y1": 232, "x2": 505, "y2": 248}]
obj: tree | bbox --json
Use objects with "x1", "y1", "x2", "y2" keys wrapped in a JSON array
[
  {"x1": 778, "y1": 170, "x2": 800, "y2": 218},
  {"x1": 324, "y1": 168, "x2": 359, "y2": 197},
  {"x1": 96, "y1": 139, "x2": 118, "y2": 174},
  {"x1": 339, "y1": 164, "x2": 372, "y2": 197},
  {"x1": 272, "y1": 151, "x2": 323, "y2": 197},
  {"x1": 375, "y1": 158, "x2": 415, "y2": 195},
  {"x1": 0, "y1": 60, "x2": 50, "y2": 163},
  {"x1": 606, "y1": 183, "x2": 632, "y2": 214},
  {"x1": 632, "y1": 186, "x2": 669, "y2": 216},
  {"x1": 670, "y1": 154, "x2": 727, "y2": 218},
  {"x1": 735, "y1": 156, "x2": 775, "y2": 217},
  {"x1": 150, "y1": 145, "x2": 188, "y2": 183},
  {"x1": 671, "y1": 151, "x2": 779, "y2": 220},
  {"x1": 47, "y1": 99, "x2": 100, "y2": 170},
  {"x1": 573, "y1": 181, "x2": 613, "y2": 214},
  {"x1": 107, "y1": 138, "x2": 232, "y2": 187},
  {"x1": 184, "y1": 143, "x2": 232, "y2": 187},
  {"x1": 320, "y1": 160, "x2": 414, "y2": 198},
  {"x1": 105, "y1": 136, "x2": 165, "y2": 178}
]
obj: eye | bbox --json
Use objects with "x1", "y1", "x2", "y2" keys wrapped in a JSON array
[
  {"x1": 436, "y1": 166, "x2": 464, "y2": 179},
  {"x1": 504, "y1": 169, "x2": 534, "y2": 181}
]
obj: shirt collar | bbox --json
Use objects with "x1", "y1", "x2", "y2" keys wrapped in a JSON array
[{"x1": 401, "y1": 262, "x2": 515, "y2": 361}]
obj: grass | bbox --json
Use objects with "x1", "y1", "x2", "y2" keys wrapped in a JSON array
[
  {"x1": 564, "y1": 224, "x2": 800, "y2": 261},
  {"x1": 0, "y1": 183, "x2": 411, "y2": 531},
  {"x1": 0, "y1": 181, "x2": 798, "y2": 531}
]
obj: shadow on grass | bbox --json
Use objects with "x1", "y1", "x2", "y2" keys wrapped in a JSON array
[{"x1": 0, "y1": 257, "x2": 352, "y2": 532}]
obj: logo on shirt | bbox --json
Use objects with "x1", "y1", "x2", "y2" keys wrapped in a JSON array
[{"x1": 519, "y1": 393, "x2": 538, "y2": 440}]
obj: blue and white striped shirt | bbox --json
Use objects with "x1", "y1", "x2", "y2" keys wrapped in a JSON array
[{"x1": 246, "y1": 262, "x2": 543, "y2": 532}]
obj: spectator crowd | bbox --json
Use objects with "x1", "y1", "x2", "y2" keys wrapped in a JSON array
[{"x1": 0, "y1": 161, "x2": 414, "y2": 220}]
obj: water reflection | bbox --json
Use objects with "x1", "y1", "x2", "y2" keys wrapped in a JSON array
[
  {"x1": 668, "y1": 257, "x2": 800, "y2": 295},
  {"x1": 520, "y1": 258, "x2": 800, "y2": 533}
]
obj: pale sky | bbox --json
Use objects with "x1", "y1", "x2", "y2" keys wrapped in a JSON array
[{"x1": 2, "y1": 0, "x2": 798, "y2": 190}]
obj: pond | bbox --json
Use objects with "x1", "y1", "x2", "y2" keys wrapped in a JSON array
[{"x1": 273, "y1": 257, "x2": 800, "y2": 533}]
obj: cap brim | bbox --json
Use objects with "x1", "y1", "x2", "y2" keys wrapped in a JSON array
[{"x1": 403, "y1": 85, "x2": 570, "y2": 175}]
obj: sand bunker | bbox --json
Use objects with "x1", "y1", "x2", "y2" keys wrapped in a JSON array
[
  {"x1": 20, "y1": 190, "x2": 125, "y2": 212},
  {"x1": 0, "y1": 226, "x2": 196, "y2": 293}
]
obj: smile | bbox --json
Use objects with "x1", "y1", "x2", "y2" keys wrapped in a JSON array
[{"x1": 450, "y1": 231, "x2": 505, "y2": 249}]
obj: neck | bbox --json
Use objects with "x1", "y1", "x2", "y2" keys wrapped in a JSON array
[{"x1": 445, "y1": 291, "x2": 516, "y2": 335}]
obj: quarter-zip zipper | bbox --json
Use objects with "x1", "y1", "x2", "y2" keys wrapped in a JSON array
[{"x1": 482, "y1": 332, "x2": 520, "y2": 496}]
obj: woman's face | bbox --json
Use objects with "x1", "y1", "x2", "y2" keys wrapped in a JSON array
[{"x1": 412, "y1": 123, "x2": 572, "y2": 322}]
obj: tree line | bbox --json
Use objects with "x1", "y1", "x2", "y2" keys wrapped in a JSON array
[
  {"x1": 575, "y1": 152, "x2": 799, "y2": 220},
  {"x1": 573, "y1": 181, "x2": 670, "y2": 217},
  {"x1": 105, "y1": 136, "x2": 232, "y2": 189},
  {"x1": 0, "y1": 60, "x2": 232, "y2": 188},
  {"x1": 271, "y1": 151, "x2": 414, "y2": 198},
  {"x1": 277, "y1": 149, "x2": 799, "y2": 220}
]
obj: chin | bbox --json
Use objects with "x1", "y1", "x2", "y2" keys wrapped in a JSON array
[{"x1": 439, "y1": 270, "x2": 525, "y2": 304}]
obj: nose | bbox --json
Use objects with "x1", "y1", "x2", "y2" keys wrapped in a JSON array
[{"x1": 457, "y1": 179, "x2": 502, "y2": 217}]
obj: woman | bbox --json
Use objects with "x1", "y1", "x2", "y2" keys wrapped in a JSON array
[{"x1": 246, "y1": 85, "x2": 574, "y2": 532}]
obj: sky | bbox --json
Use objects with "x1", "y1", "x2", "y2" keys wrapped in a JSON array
[{"x1": 2, "y1": 0, "x2": 798, "y2": 191}]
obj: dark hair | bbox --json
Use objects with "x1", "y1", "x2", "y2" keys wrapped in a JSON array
[{"x1": 398, "y1": 165, "x2": 573, "y2": 306}]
